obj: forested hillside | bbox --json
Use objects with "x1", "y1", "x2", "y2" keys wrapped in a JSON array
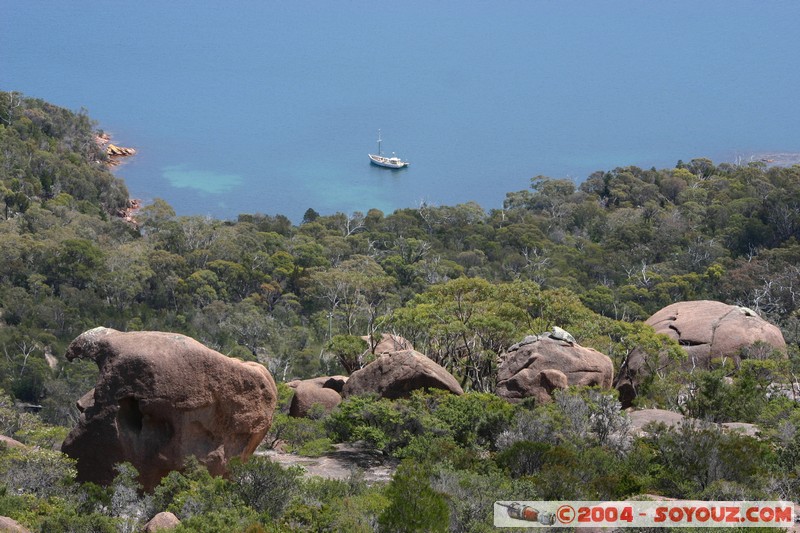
[
  {"x1": 2, "y1": 92, "x2": 800, "y2": 531},
  {"x1": 4, "y1": 92, "x2": 800, "y2": 408}
]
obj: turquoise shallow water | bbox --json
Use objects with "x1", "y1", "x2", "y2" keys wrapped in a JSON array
[{"x1": 2, "y1": 1, "x2": 800, "y2": 221}]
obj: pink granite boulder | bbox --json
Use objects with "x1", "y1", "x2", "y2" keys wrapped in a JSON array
[
  {"x1": 616, "y1": 300, "x2": 786, "y2": 406},
  {"x1": 496, "y1": 332, "x2": 614, "y2": 403},
  {"x1": 144, "y1": 512, "x2": 181, "y2": 531},
  {"x1": 61, "y1": 327, "x2": 278, "y2": 490},
  {"x1": 646, "y1": 300, "x2": 785, "y2": 366},
  {"x1": 288, "y1": 376, "x2": 346, "y2": 417},
  {"x1": 341, "y1": 350, "x2": 463, "y2": 399}
]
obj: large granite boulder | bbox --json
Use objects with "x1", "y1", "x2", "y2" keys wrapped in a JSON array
[
  {"x1": 646, "y1": 300, "x2": 786, "y2": 365},
  {"x1": 289, "y1": 376, "x2": 346, "y2": 417},
  {"x1": 496, "y1": 330, "x2": 614, "y2": 403},
  {"x1": 61, "y1": 327, "x2": 278, "y2": 490},
  {"x1": 341, "y1": 350, "x2": 463, "y2": 399},
  {"x1": 616, "y1": 300, "x2": 786, "y2": 406}
]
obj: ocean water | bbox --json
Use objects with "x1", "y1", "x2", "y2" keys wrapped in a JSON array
[{"x1": 2, "y1": 1, "x2": 800, "y2": 222}]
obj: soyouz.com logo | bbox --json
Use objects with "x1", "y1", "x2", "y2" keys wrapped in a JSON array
[{"x1": 494, "y1": 501, "x2": 796, "y2": 528}]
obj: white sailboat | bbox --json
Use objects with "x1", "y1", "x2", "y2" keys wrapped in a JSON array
[{"x1": 368, "y1": 130, "x2": 408, "y2": 168}]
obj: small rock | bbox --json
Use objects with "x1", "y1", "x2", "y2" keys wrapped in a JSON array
[{"x1": 144, "y1": 511, "x2": 180, "y2": 532}]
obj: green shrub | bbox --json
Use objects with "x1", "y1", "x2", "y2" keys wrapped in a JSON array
[
  {"x1": 378, "y1": 460, "x2": 449, "y2": 533},
  {"x1": 431, "y1": 467, "x2": 538, "y2": 533},
  {"x1": 495, "y1": 440, "x2": 551, "y2": 477},
  {"x1": 174, "y1": 507, "x2": 262, "y2": 533},
  {"x1": 0, "y1": 446, "x2": 77, "y2": 499},
  {"x1": 325, "y1": 395, "x2": 401, "y2": 451},
  {"x1": 38, "y1": 509, "x2": 118, "y2": 533},
  {"x1": 284, "y1": 482, "x2": 387, "y2": 533},
  {"x1": 326, "y1": 335, "x2": 369, "y2": 374},
  {"x1": 229, "y1": 457, "x2": 302, "y2": 519},
  {"x1": 297, "y1": 438, "x2": 334, "y2": 457},
  {"x1": 275, "y1": 383, "x2": 295, "y2": 412},
  {"x1": 265, "y1": 413, "x2": 326, "y2": 451},
  {"x1": 646, "y1": 419, "x2": 772, "y2": 498},
  {"x1": 327, "y1": 391, "x2": 515, "y2": 456},
  {"x1": 427, "y1": 391, "x2": 514, "y2": 450},
  {"x1": 395, "y1": 434, "x2": 466, "y2": 465}
]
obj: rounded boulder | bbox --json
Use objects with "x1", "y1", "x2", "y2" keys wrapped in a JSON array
[
  {"x1": 646, "y1": 300, "x2": 786, "y2": 366},
  {"x1": 61, "y1": 327, "x2": 278, "y2": 490},
  {"x1": 341, "y1": 350, "x2": 463, "y2": 399},
  {"x1": 615, "y1": 300, "x2": 786, "y2": 406},
  {"x1": 144, "y1": 512, "x2": 181, "y2": 531},
  {"x1": 496, "y1": 334, "x2": 613, "y2": 403},
  {"x1": 289, "y1": 377, "x2": 344, "y2": 417}
]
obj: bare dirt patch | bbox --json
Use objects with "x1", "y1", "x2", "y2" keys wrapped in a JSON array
[{"x1": 257, "y1": 443, "x2": 398, "y2": 484}]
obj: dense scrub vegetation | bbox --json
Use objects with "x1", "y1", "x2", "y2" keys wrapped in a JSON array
[
  {"x1": 4, "y1": 387, "x2": 798, "y2": 531},
  {"x1": 2, "y1": 92, "x2": 800, "y2": 530}
]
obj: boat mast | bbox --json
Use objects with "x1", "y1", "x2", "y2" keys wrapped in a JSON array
[{"x1": 377, "y1": 129, "x2": 382, "y2": 156}]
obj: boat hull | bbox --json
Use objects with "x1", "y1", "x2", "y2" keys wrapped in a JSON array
[{"x1": 368, "y1": 153, "x2": 409, "y2": 168}]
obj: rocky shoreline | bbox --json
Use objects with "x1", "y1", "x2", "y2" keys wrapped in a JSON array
[
  {"x1": 94, "y1": 132, "x2": 137, "y2": 165},
  {"x1": 117, "y1": 198, "x2": 142, "y2": 226},
  {"x1": 95, "y1": 132, "x2": 141, "y2": 225}
]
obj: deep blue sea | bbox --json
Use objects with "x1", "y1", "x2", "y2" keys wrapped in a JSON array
[{"x1": 3, "y1": 1, "x2": 800, "y2": 222}]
